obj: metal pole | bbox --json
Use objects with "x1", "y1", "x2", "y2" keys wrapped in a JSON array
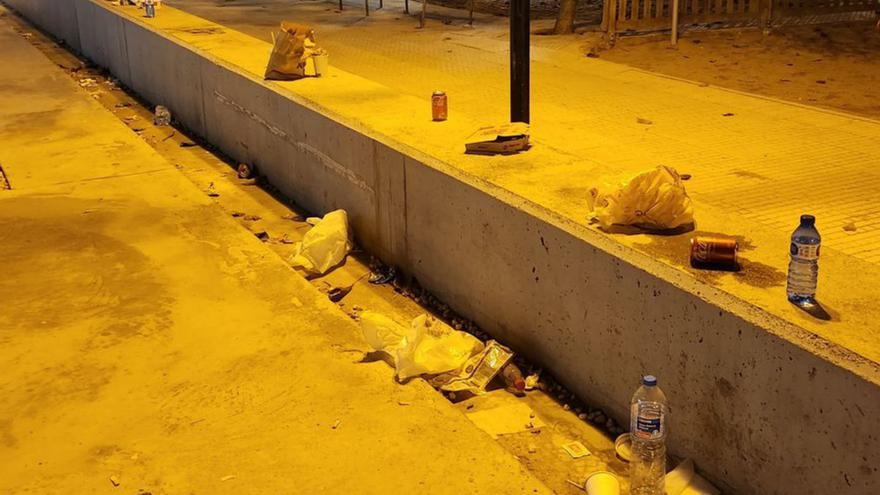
[
  {"x1": 510, "y1": 0, "x2": 529, "y2": 123},
  {"x1": 670, "y1": 0, "x2": 679, "y2": 45}
]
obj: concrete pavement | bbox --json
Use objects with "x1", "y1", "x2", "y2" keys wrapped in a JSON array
[
  {"x1": 0, "y1": 14, "x2": 553, "y2": 494},
  {"x1": 7, "y1": 1, "x2": 878, "y2": 492}
]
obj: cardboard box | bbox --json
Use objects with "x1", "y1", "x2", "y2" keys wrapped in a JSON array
[{"x1": 465, "y1": 122, "x2": 530, "y2": 155}]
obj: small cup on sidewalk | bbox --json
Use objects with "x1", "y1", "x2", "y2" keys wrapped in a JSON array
[
  {"x1": 313, "y1": 52, "x2": 329, "y2": 77},
  {"x1": 584, "y1": 471, "x2": 620, "y2": 495}
]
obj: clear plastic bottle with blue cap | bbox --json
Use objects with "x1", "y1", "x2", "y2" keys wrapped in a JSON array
[
  {"x1": 630, "y1": 374, "x2": 668, "y2": 495},
  {"x1": 787, "y1": 214, "x2": 821, "y2": 307}
]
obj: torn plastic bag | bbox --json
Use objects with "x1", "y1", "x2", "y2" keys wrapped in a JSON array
[
  {"x1": 290, "y1": 209, "x2": 351, "y2": 275},
  {"x1": 264, "y1": 22, "x2": 316, "y2": 81},
  {"x1": 587, "y1": 165, "x2": 694, "y2": 231},
  {"x1": 360, "y1": 311, "x2": 407, "y2": 352},
  {"x1": 396, "y1": 314, "x2": 483, "y2": 381},
  {"x1": 359, "y1": 312, "x2": 483, "y2": 381}
]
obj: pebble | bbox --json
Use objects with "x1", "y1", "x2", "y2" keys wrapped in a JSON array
[{"x1": 528, "y1": 443, "x2": 537, "y2": 454}]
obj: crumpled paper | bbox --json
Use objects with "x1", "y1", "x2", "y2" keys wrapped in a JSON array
[{"x1": 587, "y1": 165, "x2": 694, "y2": 230}]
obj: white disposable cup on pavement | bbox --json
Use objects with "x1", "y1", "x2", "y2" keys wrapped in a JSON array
[
  {"x1": 313, "y1": 53, "x2": 329, "y2": 76},
  {"x1": 584, "y1": 471, "x2": 620, "y2": 495}
]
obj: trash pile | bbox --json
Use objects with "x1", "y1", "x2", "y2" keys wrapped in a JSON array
[
  {"x1": 360, "y1": 311, "x2": 528, "y2": 398},
  {"x1": 588, "y1": 167, "x2": 826, "y2": 309},
  {"x1": 282, "y1": 208, "x2": 723, "y2": 495},
  {"x1": 264, "y1": 22, "x2": 328, "y2": 80},
  {"x1": 361, "y1": 312, "x2": 481, "y2": 381},
  {"x1": 287, "y1": 209, "x2": 531, "y2": 399}
]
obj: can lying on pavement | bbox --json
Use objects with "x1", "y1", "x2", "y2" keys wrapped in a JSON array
[
  {"x1": 432, "y1": 91, "x2": 447, "y2": 121},
  {"x1": 690, "y1": 236, "x2": 738, "y2": 270}
]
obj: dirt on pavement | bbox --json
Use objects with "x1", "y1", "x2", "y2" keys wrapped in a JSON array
[{"x1": 597, "y1": 21, "x2": 880, "y2": 119}]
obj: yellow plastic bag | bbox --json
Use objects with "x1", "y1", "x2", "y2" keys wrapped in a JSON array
[
  {"x1": 290, "y1": 209, "x2": 351, "y2": 275},
  {"x1": 359, "y1": 312, "x2": 483, "y2": 381},
  {"x1": 587, "y1": 165, "x2": 694, "y2": 230},
  {"x1": 360, "y1": 312, "x2": 407, "y2": 352},
  {"x1": 395, "y1": 315, "x2": 483, "y2": 381}
]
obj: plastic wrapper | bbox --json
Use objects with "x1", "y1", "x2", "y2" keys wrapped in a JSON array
[
  {"x1": 435, "y1": 340, "x2": 514, "y2": 395},
  {"x1": 587, "y1": 165, "x2": 694, "y2": 231}
]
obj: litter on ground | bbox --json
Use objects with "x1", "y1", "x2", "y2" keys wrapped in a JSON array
[{"x1": 289, "y1": 209, "x2": 351, "y2": 275}]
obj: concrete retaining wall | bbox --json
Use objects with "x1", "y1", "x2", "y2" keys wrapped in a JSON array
[{"x1": 7, "y1": 1, "x2": 878, "y2": 493}]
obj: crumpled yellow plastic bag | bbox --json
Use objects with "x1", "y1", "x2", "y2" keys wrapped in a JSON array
[
  {"x1": 290, "y1": 209, "x2": 351, "y2": 275},
  {"x1": 360, "y1": 311, "x2": 407, "y2": 352},
  {"x1": 359, "y1": 312, "x2": 483, "y2": 381},
  {"x1": 587, "y1": 165, "x2": 694, "y2": 230}
]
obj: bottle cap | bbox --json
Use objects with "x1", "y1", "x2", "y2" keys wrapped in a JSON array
[
  {"x1": 800, "y1": 214, "x2": 815, "y2": 226},
  {"x1": 642, "y1": 375, "x2": 657, "y2": 387}
]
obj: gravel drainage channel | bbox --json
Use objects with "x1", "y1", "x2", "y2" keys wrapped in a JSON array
[{"x1": 5, "y1": 10, "x2": 635, "y2": 493}]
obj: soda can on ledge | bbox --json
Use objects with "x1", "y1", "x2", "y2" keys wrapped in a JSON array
[
  {"x1": 432, "y1": 91, "x2": 447, "y2": 121},
  {"x1": 690, "y1": 236, "x2": 738, "y2": 270}
]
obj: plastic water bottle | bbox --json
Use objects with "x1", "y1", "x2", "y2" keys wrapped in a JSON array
[
  {"x1": 630, "y1": 375, "x2": 668, "y2": 495},
  {"x1": 787, "y1": 214, "x2": 820, "y2": 307}
]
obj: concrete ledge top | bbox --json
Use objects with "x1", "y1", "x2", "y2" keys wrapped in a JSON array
[{"x1": 70, "y1": 0, "x2": 880, "y2": 383}]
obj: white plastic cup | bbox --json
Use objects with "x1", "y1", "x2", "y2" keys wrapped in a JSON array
[
  {"x1": 584, "y1": 471, "x2": 620, "y2": 495},
  {"x1": 313, "y1": 53, "x2": 329, "y2": 77}
]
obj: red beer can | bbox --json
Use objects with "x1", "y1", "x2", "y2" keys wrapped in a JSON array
[
  {"x1": 690, "y1": 236, "x2": 738, "y2": 269},
  {"x1": 432, "y1": 91, "x2": 448, "y2": 121}
]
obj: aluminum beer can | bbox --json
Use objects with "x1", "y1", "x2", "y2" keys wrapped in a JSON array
[
  {"x1": 690, "y1": 236, "x2": 738, "y2": 269},
  {"x1": 432, "y1": 91, "x2": 447, "y2": 121}
]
